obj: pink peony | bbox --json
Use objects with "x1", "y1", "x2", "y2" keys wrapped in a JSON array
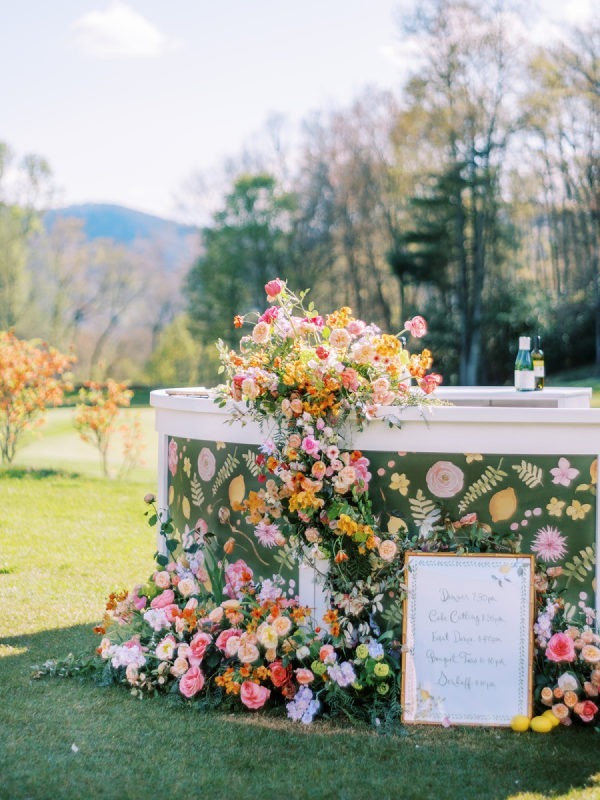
[
  {"x1": 404, "y1": 315, "x2": 427, "y2": 338},
  {"x1": 265, "y1": 278, "x2": 284, "y2": 298},
  {"x1": 546, "y1": 632, "x2": 576, "y2": 663},
  {"x1": 179, "y1": 666, "x2": 205, "y2": 698},
  {"x1": 150, "y1": 589, "x2": 175, "y2": 609},
  {"x1": 240, "y1": 680, "x2": 271, "y2": 710},
  {"x1": 188, "y1": 632, "x2": 212, "y2": 666}
]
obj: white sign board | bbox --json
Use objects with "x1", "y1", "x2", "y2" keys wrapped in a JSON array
[{"x1": 402, "y1": 553, "x2": 534, "y2": 726}]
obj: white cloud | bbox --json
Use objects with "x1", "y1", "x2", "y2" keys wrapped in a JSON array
[{"x1": 71, "y1": 1, "x2": 177, "y2": 58}]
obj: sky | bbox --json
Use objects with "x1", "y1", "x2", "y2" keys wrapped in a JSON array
[{"x1": 1, "y1": 0, "x2": 596, "y2": 222}]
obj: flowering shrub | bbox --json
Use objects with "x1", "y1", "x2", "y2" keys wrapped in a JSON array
[
  {"x1": 534, "y1": 566, "x2": 599, "y2": 727},
  {"x1": 0, "y1": 331, "x2": 74, "y2": 464},
  {"x1": 74, "y1": 379, "x2": 145, "y2": 478}
]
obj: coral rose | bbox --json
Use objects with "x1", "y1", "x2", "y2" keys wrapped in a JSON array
[
  {"x1": 269, "y1": 660, "x2": 291, "y2": 688},
  {"x1": 295, "y1": 668, "x2": 315, "y2": 685},
  {"x1": 240, "y1": 681, "x2": 270, "y2": 710},
  {"x1": 546, "y1": 632, "x2": 576, "y2": 663},
  {"x1": 265, "y1": 278, "x2": 284, "y2": 298},
  {"x1": 179, "y1": 666, "x2": 205, "y2": 698}
]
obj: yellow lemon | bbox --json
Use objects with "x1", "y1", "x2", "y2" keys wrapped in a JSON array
[
  {"x1": 168, "y1": 485, "x2": 174, "y2": 505},
  {"x1": 228, "y1": 474, "x2": 245, "y2": 507},
  {"x1": 530, "y1": 715, "x2": 553, "y2": 733},
  {"x1": 591, "y1": 458, "x2": 597, "y2": 486},
  {"x1": 542, "y1": 710, "x2": 560, "y2": 728},
  {"x1": 510, "y1": 715, "x2": 530, "y2": 732},
  {"x1": 489, "y1": 487, "x2": 517, "y2": 523},
  {"x1": 182, "y1": 496, "x2": 191, "y2": 520}
]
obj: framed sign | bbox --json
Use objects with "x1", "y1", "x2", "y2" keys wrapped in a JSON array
[{"x1": 401, "y1": 553, "x2": 535, "y2": 726}]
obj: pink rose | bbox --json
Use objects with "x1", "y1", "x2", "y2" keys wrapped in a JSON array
[
  {"x1": 419, "y1": 373, "x2": 442, "y2": 395},
  {"x1": 168, "y1": 439, "x2": 178, "y2": 476},
  {"x1": 259, "y1": 306, "x2": 279, "y2": 324},
  {"x1": 215, "y1": 628, "x2": 243, "y2": 652},
  {"x1": 265, "y1": 278, "x2": 284, "y2": 298},
  {"x1": 546, "y1": 632, "x2": 577, "y2": 663},
  {"x1": 188, "y1": 632, "x2": 212, "y2": 666},
  {"x1": 426, "y1": 460, "x2": 464, "y2": 498},
  {"x1": 575, "y1": 700, "x2": 598, "y2": 723},
  {"x1": 404, "y1": 315, "x2": 427, "y2": 338},
  {"x1": 179, "y1": 666, "x2": 205, "y2": 698},
  {"x1": 150, "y1": 589, "x2": 176, "y2": 609},
  {"x1": 240, "y1": 680, "x2": 270, "y2": 710},
  {"x1": 302, "y1": 436, "x2": 321, "y2": 456}
]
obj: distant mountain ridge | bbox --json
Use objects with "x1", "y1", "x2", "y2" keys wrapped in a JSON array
[{"x1": 44, "y1": 203, "x2": 197, "y2": 244}]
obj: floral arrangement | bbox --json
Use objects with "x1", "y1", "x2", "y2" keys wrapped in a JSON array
[
  {"x1": 215, "y1": 278, "x2": 443, "y2": 646},
  {"x1": 534, "y1": 566, "x2": 600, "y2": 727}
]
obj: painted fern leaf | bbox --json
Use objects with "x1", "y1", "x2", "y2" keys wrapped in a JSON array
[
  {"x1": 409, "y1": 489, "x2": 436, "y2": 522},
  {"x1": 457, "y1": 464, "x2": 508, "y2": 514},
  {"x1": 212, "y1": 453, "x2": 240, "y2": 495},
  {"x1": 191, "y1": 475, "x2": 205, "y2": 508},
  {"x1": 242, "y1": 449, "x2": 261, "y2": 477},
  {"x1": 563, "y1": 544, "x2": 596, "y2": 585},
  {"x1": 511, "y1": 460, "x2": 543, "y2": 488}
]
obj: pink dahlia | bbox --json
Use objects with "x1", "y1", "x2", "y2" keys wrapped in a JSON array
[{"x1": 531, "y1": 526, "x2": 568, "y2": 563}]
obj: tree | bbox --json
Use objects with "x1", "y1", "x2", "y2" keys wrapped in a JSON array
[
  {"x1": 389, "y1": 0, "x2": 522, "y2": 384},
  {"x1": 0, "y1": 331, "x2": 74, "y2": 464},
  {"x1": 0, "y1": 143, "x2": 53, "y2": 332}
]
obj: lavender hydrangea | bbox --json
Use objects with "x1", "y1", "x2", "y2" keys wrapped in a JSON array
[{"x1": 286, "y1": 686, "x2": 320, "y2": 724}]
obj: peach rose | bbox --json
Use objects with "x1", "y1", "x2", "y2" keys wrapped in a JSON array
[
  {"x1": 170, "y1": 656, "x2": 189, "y2": 677},
  {"x1": 425, "y1": 461, "x2": 464, "y2": 498},
  {"x1": 540, "y1": 686, "x2": 554, "y2": 706},
  {"x1": 295, "y1": 668, "x2": 315, "y2": 685},
  {"x1": 581, "y1": 645, "x2": 600, "y2": 664},
  {"x1": 271, "y1": 616, "x2": 292, "y2": 637},
  {"x1": 240, "y1": 681, "x2": 270, "y2": 710},
  {"x1": 564, "y1": 690, "x2": 578, "y2": 709},
  {"x1": 319, "y1": 644, "x2": 336, "y2": 664},
  {"x1": 237, "y1": 641, "x2": 260, "y2": 664},
  {"x1": 153, "y1": 571, "x2": 171, "y2": 589},
  {"x1": 551, "y1": 703, "x2": 569, "y2": 720},
  {"x1": 378, "y1": 540, "x2": 398, "y2": 562},
  {"x1": 179, "y1": 666, "x2": 205, "y2": 698},
  {"x1": 545, "y1": 632, "x2": 576, "y2": 663}
]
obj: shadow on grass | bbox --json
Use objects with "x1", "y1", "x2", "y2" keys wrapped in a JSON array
[
  {"x1": 0, "y1": 465, "x2": 82, "y2": 480},
  {"x1": 1, "y1": 625, "x2": 600, "y2": 800}
]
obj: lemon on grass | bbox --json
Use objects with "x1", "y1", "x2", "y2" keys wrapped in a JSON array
[
  {"x1": 542, "y1": 709, "x2": 561, "y2": 728},
  {"x1": 510, "y1": 715, "x2": 531, "y2": 732},
  {"x1": 530, "y1": 715, "x2": 553, "y2": 733}
]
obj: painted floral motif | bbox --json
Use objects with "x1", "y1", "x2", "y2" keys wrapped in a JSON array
[
  {"x1": 168, "y1": 439, "x2": 178, "y2": 477},
  {"x1": 531, "y1": 526, "x2": 568, "y2": 563},
  {"x1": 197, "y1": 447, "x2": 216, "y2": 481},
  {"x1": 425, "y1": 460, "x2": 464, "y2": 498},
  {"x1": 550, "y1": 457, "x2": 580, "y2": 487}
]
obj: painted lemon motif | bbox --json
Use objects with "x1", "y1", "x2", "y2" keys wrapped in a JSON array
[
  {"x1": 228, "y1": 474, "x2": 246, "y2": 508},
  {"x1": 530, "y1": 715, "x2": 553, "y2": 733},
  {"x1": 510, "y1": 715, "x2": 530, "y2": 732},
  {"x1": 182, "y1": 496, "x2": 191, "y2": 520},
  {"x1": 388, "y1": 516, "x2": 408, "y2": 535},
  {"x1": 542, "y1": 710, "x2": 560, "y2": 728},
  {"x1": 489, "y1": 487, "x2": 517, "y2": 522},
  {"x1": 168, "y1": 485, "x2": 174, "y2": 505},
  {"x1": 591, "y1": 458, "x2": 597, "y2": 486}
]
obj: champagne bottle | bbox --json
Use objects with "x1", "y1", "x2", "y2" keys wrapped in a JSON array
[
  {"x1": 531, "y1": 335, "x2": 545, "y2": 390},
  {"x1": 514, "y1": 336, "x2": 535, "y2": 391}
]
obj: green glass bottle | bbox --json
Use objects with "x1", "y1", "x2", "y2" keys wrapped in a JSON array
[
  {"x1": 531, "y1": 335, "x2": 545, "y2": 391},
  {"x1": 514, "y1": 336, "x2": 535, "y2": 391}
]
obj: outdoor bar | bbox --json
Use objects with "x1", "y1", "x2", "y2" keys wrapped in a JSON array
[{"x1": 150, "y1": 388, "x2": 600, "y2": 621}]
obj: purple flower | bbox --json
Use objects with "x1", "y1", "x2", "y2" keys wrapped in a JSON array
[{"x1": 531, "y1": 526, "x2": 568, "y2": 563}]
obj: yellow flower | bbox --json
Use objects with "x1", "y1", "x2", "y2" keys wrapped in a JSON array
[
  {"x1": 337, "y1": 514, "x2": 359, "y2": 537},
  {"x1": 465, "y1": 453, "x2": 483, "y2": 463},
  {"x1": 389, "y1": 472, "x2": 410, "y2": 496},
  {"x1": 183, "y1": 457, "x2": 191, "y2": 477},
  {"x1": 546, "y1": 497, "x2": 566, "y2": 517},
  {"x1": 566, "y1": 499, "x2": 591, "y2": 521}
]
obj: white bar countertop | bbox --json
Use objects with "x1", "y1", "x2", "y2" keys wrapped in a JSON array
[{"x1": 434, "y1": 386, "x2": 592, "y2": 407}]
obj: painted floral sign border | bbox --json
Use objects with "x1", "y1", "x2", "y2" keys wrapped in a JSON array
[{"x1": 167, "y1": 436, "x2": 597, "y2": 619}]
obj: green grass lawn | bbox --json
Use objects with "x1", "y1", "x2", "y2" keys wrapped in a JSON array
[{"x1": 1, "y1": 402, "x2": 600, "y2": 799}]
